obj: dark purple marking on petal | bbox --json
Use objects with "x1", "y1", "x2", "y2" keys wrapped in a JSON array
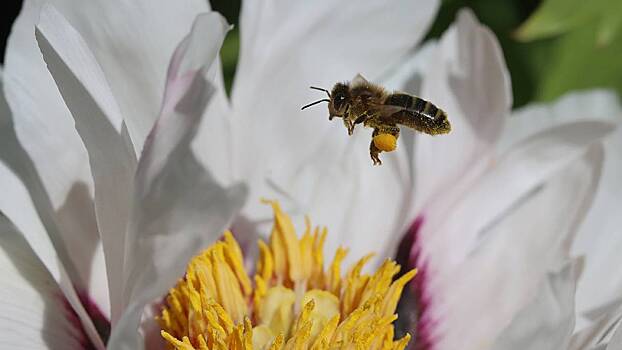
[
  {"x1": 77, "y1": 291, "x2": 110, "y2": 345},
  {"x1": 395, "y1": 216, "x2": 439, "y2": 350},
  {"x1": 60, "y1": 290, "x2": 111, "y2": 349}
]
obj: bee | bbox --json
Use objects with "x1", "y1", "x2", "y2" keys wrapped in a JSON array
[{"x1": 302, "y1": 74, "x2": 451, "y2": 165}]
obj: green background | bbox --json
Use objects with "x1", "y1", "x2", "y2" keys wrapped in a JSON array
[{"x1": 210, "y1": 0, "x2": 622, "y2": 109}]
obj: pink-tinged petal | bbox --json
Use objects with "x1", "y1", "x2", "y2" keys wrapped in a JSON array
[
  {"x1": 418, "y1": 143, "x2": 603, "y2": 350},
  {"x1": 54, "y1": 186, "x2": 110, "y2": 323},
  {"x1": 35, "y1": 4, "x2": 137, "y2": 325},
  {"x1": 106, "y1": 13, "x2": 246, "y2": 350},
  {"x1": 0, "y1": 195, "x2": 106, "y2": 349},
  {"x1": 492, "y1": 259, "x2": 581, "y2": 349},
  {"x1": 3, "y1": 1, "x2": 110, "y2": 321},
  {"x1": 3, "y1": 12, "x2": 110, "y2": 322},
  {"x1": 0, "y1": 215, "x2": 94, "y2": 349},
  {"x1": 413, "y1": 9, "x2": 512, "y2": 214},
  {"x1": 230, "y1": 0, "x2": 440, "y2": 191},
  {"x1": 0, "y1": 72, "x2": 109, "y2": 346},
  {"x1": 169, "y1": 13, "x2": 233, "y2": 184}
]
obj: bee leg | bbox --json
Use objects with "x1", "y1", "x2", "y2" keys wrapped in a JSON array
[
  {"x1": 370, "y1": 128, "x2": 383, "y2": 165},
  {"x1": 370, "y1": 140, "x2": 382, "y2": 166},
  {"x1": 344, "y1": 118, "x2": 355, "y2": 135}
]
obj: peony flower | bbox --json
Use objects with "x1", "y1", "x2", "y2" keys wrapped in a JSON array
[
  {"x1": 0, "y1": 0, "x2": 440, "y2": 349},
  {"x1": 1, "y1": 1, "x2": 621, "y2": 350}
]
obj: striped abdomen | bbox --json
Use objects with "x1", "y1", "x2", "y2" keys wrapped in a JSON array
[{"x1": 384, "y1": 93, "x2": 451, "y2": 135}]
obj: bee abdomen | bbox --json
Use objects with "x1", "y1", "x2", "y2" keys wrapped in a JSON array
[
  {"x1": 398, "y1": 111, "x2": 451, "y2": 135},
  {"x1": 413, "y1": 97, "x2": 447, "y2": 121},
  {"x1": 386, "y1": 94, "x2": 445, "y2": 120},
  {"x1": 384, "y1": 93, "x2": 414, "y2": 108},
  {"x1": 385, "y1": 93, "x2": 451, "y2": 135}
]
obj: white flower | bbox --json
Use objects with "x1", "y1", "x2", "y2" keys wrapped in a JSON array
[
  {"x1": 0, "y1": 0, "x2": 620, "y2": 350},
  {"x1": 0, "y1": 0, "x2": 439, "y2": 349}
]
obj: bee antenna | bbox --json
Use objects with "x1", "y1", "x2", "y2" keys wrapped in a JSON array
[
  {"x1": 301, "y1": 99, "x2": 331, "y2": 110},
  {"x1": 310, "y1": 86, "x2": 331, "y2": 97}
]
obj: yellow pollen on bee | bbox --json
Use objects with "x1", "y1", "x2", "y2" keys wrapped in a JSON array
[
  {"x1": 373, "y1": 134, "x2": 397, "y2": 152},
  {"x1": 158, "y1": 200, "x2": 416, "y2": 350}
]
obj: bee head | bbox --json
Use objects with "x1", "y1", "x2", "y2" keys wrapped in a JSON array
[
  {"x1": 328, "y1": 83, "x2": 350, "y2": 119},
  {"x1": 301, "y1": 84, "x2": 350, "y2": 121}
]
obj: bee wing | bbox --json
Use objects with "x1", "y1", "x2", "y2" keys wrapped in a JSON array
[
  {"x1": 370, "y1": 104, "x2": 409, "y2": 117},
  {"x1": 351, "y1": 73, "x2": 370, "y2": 87},
  {"x1": 368, "y1": 103, "x2": 422, "y2": 122}
]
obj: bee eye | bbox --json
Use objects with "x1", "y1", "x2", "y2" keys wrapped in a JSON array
[{"x1": 334, "y1": 94, "x2": 346, "y2": 109}]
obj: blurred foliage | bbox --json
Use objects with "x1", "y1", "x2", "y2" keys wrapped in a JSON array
[
  {"x1": 514, "y1": 0, "x2": 622, "y2": 103},
  {"x1": 220, "y1": 28, "x2": 239, "y2": 93},
  {"x1": 516, "y1": 0, "x2": 622, "y2": 46},
  {"x1": 211, "y1": 0, "x2": 240, "y2": 93},
  {"x1": 210, "y1": 0, "x2": 622, "y2": 108}
]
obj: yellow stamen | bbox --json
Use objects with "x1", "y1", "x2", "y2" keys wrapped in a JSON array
[
  {"x1": 159, "y1": 200, "x2": 416, "y2": 350},
  {"x1": 373, "y1": 133, "x2": 397, "y2": 152}
]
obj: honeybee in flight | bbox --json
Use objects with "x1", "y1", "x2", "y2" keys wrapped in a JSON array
[{"x1": 302, "y1": 74, "x2": 451, "y2": 165}]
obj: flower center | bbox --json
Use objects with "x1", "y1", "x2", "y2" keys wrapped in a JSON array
[{"x1": 158, "y1": 200, "x2": 416, "y2": 349}]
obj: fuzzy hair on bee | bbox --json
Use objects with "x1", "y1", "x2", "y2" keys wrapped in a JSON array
[{"x1": 302, "y1": 74, "x2": 451, "y2": 165}]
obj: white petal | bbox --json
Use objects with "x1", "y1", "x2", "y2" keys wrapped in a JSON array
[
  {"x1": 382, "y1": 40, "x2": 438, "y2": 94},
  {"x1": 192, "y1": 65, "x2": 233, "y2": 185},
  {"x1": 35, "y1": 4, "x2": 137, "y2": 324},
  {"x1": 46, "y1": 0, "x2": 210, "y2": 153},
  {"x1": 420, "y1": 121, "x2": 614, "y2": 280},
  {"x1": 573, "y1": 129, "x2": 622, "y2": 318},
  {"x1": 230, "y1": 0, "x2": 440, "y2": 186},
  {"x1": 607, "y1": 321, "x2": 622, "y2": 350},
  {"x1": 501, "y1": 89, "x2": 622, "y2": 152},
  {"x1": 107, "y1": 14, "x2": 246, "y2": 350},
  {"x1": 412, "y1": 9, "x2": 512, "y2": 214},
  {"x1": 272, "y1": 137, "x2": 411, "y2": 266},
  {"x1": 0, "y1": 215, "x2": 86, "y2": 349},
  {"x1": 3, "y1": 2, "x2": 110, "y2": 317},
  {"x1": 570, "y1": 299, "x2": 622, "y2": 350},
  {"x1": 418, "y1": 138, "x2": 605, "y2": 350},
  {"x1": 494, "y1": 89, "x2": 622, "y2": 325},
  {"x1": 492, "y1": 259, "x2": 581, "y2": 350},
  {"x1": 4, "y1": 0, "x2": 93, "y2": 215}
]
